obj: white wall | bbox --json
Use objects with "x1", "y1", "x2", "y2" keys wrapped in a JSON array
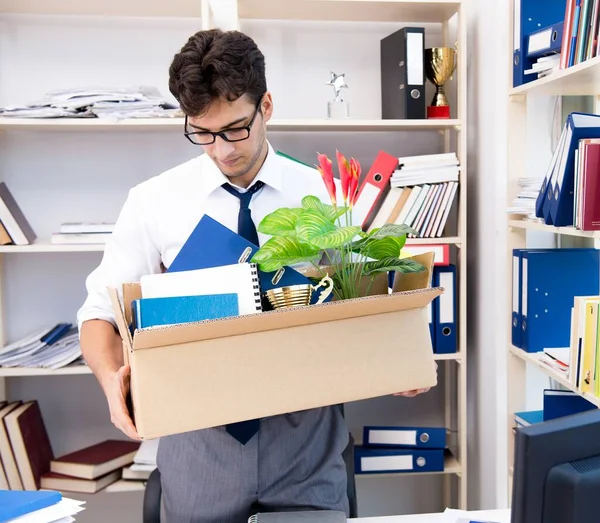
[
  {"x1": 465, "y1": 0, "x2": 510, "y2": 510},
  {"x1": 1, "y1": 12, "x2": 459, "y2": 522}
]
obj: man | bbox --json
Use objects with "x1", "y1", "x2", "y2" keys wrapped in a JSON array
[{"x1": 77, "y1": 28, "x2": 429, "y2": 523}]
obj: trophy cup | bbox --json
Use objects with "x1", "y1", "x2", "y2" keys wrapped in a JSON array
[
  {"x1": 424, "y1": 46, "x2": 457, "y2": 119},
  {"x1": 325, "y1": 71, "x2": 349, "y2": 119}
]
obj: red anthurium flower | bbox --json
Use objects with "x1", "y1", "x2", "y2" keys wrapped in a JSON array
[
  {"x1": 316, "y1": 152, "x2": 337, "y2": 206},
  {"x1": 348, "y1": 158, "x2": 361, "y2": 208},
  {"x1": 336, "y1": 150, "x2": 351, "y2": 204}
]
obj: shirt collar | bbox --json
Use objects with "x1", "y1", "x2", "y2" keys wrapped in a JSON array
[{"x1": 200, "y1": 141, "x2": 283, "y2": 196}]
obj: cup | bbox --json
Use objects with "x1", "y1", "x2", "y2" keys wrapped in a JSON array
[
  {"x1": 424, "y1": 46, "x2": 457, "y2": 119},
  {"x1": 265, "y1": 275, "x2": 334, "y2": 309}
]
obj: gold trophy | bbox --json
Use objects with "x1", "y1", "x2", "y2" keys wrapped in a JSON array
[
  {"x1": 265, "y1": 275, "x2": 334, "y2": 309},
  {"x1": 424, "y1": 46, "x2": 457, "y2": 119}
]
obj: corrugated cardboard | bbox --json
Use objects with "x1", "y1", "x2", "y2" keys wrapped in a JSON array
[{"x1": 108, "y1": 252, "x2": 443, "y2": 440}]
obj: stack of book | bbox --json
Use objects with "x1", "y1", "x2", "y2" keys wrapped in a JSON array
[
  {"x1": 107, "y1": 438, "x2": 159, "y2": 491},
  {"x1": 573, "y1": 138, "x2": 600, "y2": 231},
  {"x1": 51, "y1": 221, "x2": 114, "y2": 245},
  {"x1": 0, "y1": 182, "x2": 36, "y2": 246},
  {"x1": 367, "y1": 153, "x2": 459, "y2": 238}
]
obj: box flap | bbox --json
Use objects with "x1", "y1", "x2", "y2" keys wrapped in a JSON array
[
  {"x1": 123, "y1": 283, "x2": 142, "y2": 327},
  {"x1": 133, "y1": 286, "x2": 443, "y2": 351},
  {"x1": 393, "y1": 251, "x2": 435, "y2": 292},
  {"x1": 108, "y1": 286, "x2": 134, "y2": 354}
]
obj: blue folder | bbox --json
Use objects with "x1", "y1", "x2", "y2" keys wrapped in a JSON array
[
  {"x1": 543, "y1": 389, "x2": 597, "y2": 421},
  {"x1": 0, "y1": 490, "x2": 62, "y2": 522},
  {"x1": 362, "y1": 425, "x2": 446, "y2": 449},
  {"x1": 519, "y1": 248, "x2": 599, "y2": 353},
  {"x1": 167, "y1": 214, "x2": 330, "y2": 305},
  {"x1": 433, "y1": 265, "x2": 456, "y2": 354},
  {"x1": 354, "y1": 446, "x2": 445, "y2": 474},
  {"x1": 549, "y1": 112, "x2": 600, "y2": 226},
  {"x1": 131, "y1": 293, "x2": 240, "y2": 329},
  {"x1": 512, "y1": 0, "x2": 565, "y2": 88}
]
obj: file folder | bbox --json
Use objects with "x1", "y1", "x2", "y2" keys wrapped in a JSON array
[
  {"x1": 433, "y1": 264, "x2": 456, "y2": 353},
  {"x1": 543, "y1": 389, "x2": 597, "y2": 421},
  {"x1": 520, "y1": 248, "x2": 600, "y2": 353},
  {"x1": 363, "y1": 425, "x2": 446, "y2": 449},
  {"x1": 380, "y1": 27, "x2": 425, "y2": 119},
  {"x1": 550, "y1": 112, "x2": 600, "y2": 226},
  {"x1": 352, "y1": 151, "x2": 398, "y2": 232},
  {"x1": 512, "y1": 249, "x2": 522, "y2": 347},
  {"x1": 354, "y1": 446, "x2": 444, "y2": 474},
  {"x1": 512, "y1": 0, "x2": 565, "y2": 87},
  {"x1": 167, "y1": 214, "x2": 329, "y2": 305},
  {"x1": 526, "y1": 21, "x2": 564, "y2": 58}
]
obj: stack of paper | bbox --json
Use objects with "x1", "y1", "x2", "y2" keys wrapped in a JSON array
[
  {"x1": 0, "y1": 324, "x2": 84, "y2": 370},
  {"x1": 507, "y1": 176, "x2": 545, "y2": 219},
  {"x1": 121, "y1": 438, "x2": 158, "y2": 483},
  {"x1": 0, "y1": 490, "x2": 85, "y2": 523},
  {"x1": 0, "y1": 86, "x2": 181, "y2": 120}
]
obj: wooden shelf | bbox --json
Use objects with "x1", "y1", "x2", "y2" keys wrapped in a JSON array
[
  {"x1": 0, "y1": 242, "x2": 105, "y2": 253},
  {"x1": 508, "y1": 218, "x2": 600, "y2": 241},
  {"x1": 0, "y1": 236, "x2": 463, "y2": 254},
  {"x1": 510, "y1": 55, "x2": 600, "y2": 97},
  {"x1": 0, "y1": 0, "x2": 205, "y2": 18},
  {"x1": 1, "y1": 0, "x2": 461, "y2": 22},
  {"x1": 0, "y1": 117, "x2": 461, "y2": 132},
  {"x1": 355, "y1": 451, "x2": 461, "y2": 478},
  {"x1": 509, "y1": 345, "x2": 600, "y2": 409},
  {"x1": 239, "y1": 0, "x2": 461, "y2": 23},
  {"x1": 0, "y1": 365, "x2": 92, "y2": 376}
]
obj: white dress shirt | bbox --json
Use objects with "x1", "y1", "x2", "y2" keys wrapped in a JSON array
[{"x1": 76, "y1": 141, "x2": 333, "y2": 330}]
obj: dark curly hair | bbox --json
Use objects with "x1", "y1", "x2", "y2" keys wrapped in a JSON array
[{"x1": 168, "y1": 29, "x2": 267, "y2": 117}]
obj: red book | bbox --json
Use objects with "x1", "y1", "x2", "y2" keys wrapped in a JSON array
[
  {"x1": 51, "y1": 439, "x2": 141, "y2": 480},
  {"x1": 4, "y1": 400, "x2": 54, "y2": 490},
  {"x1": 580, "y1": 140, "x2": 600, "y2": 231}
]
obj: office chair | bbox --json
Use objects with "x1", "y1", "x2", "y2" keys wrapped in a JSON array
[{"x1": 142, "y1": 430, "x2": 358, "y2": 522}]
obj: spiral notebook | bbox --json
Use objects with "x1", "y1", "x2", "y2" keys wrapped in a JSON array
[
  {"x1": 248, "y1": 511, "x2": 346, "y2": 523},
  {"x1": 139, "y1": 262, "x2": 262, "y2": 316}
]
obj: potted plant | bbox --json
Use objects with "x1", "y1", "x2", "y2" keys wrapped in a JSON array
[{"x1": 251, "y1": 151, "x2": 425, "y2": 301}]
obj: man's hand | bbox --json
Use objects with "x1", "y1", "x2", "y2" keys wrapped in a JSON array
[
  {"x1": 393, "y1": 387, "x2": 431, "y2": 398},
  {"x1": 106, "y1": 364, "x2": 140, "y2": 441},
  {"x1": 393, "y1": 362, "x2": 437, "y2": 397}
]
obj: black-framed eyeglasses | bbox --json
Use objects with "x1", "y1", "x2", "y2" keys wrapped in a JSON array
[{"x1": 183, "y1": 99, "x2": 262, "y2": 145}]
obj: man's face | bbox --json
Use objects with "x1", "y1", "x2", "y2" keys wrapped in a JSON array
[{"x1": 186, "y1": 94, "x2": 272, "y2": 183}]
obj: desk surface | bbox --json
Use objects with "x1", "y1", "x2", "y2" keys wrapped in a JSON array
[{"x1": 351, "y1": 509, "x2": 511, "y2": 523}]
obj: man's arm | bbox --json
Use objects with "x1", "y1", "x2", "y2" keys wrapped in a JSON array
[
  {"x1": 77, "y1": 185, "x2": 160, "y2": 440},
  {"x1": 80, "y1": 319, "x2": 140, "y2": 440}
]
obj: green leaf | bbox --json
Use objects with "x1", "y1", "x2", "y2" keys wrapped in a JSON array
[
  {"x1": 296, "y1": 210, "x2": 360, "y2": 249},
  {"x1": 301, "y1": 195, "x2": 347, "y2": 222},
  {"x1": 257, "y1": 208, "x2": 302, "y2": 237},
  {"x1": 250, "y1": 236, "x2": 321, "y2": 272},
  {"x1": 369, "y1": 223, "x2": 418, "y2": 239},
  {"x1": 362, "y1": 257, "x2": 425, "y2": 276},
  {"x1": 360, "y1": 236, "x2": 407, "y2": 260}
]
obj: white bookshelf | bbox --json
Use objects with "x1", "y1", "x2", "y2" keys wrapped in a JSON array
[
  {"x1": 0, "y1": 0, "x2": 468, "y2": 517},
  {"x1": 506, "y1": 3, "x2": 600, "y2": 505},
  {"x1": 0, "y1": 117, "x2": 461, "y2": 132}
]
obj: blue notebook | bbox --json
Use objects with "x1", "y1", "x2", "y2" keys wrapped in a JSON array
[
  {"x1": 167, "y1": 214, "x2": 329, "y2": 305},
  {"x1": 0, "y1": 490, "x2": 62, "y2": 522},
  {"x1": 132, "y1": 293, "x2": 240, "y2": 329}
]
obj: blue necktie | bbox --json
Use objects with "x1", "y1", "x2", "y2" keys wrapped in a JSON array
[{"x1": 220, "y1": 180, "x2": 265, "y2": 444}]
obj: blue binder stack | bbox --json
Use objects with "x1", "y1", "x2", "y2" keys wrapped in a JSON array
[
  {"x1": 355, "y1": 425, "x2": 447, "y2": 474},
  {"x1": 511, "y1": 247, "x2": 600, "y2": 353}
]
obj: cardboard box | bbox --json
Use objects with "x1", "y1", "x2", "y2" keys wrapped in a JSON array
[{"x1": 108, "y1": 253, "x2": 443, "y2": 440}]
